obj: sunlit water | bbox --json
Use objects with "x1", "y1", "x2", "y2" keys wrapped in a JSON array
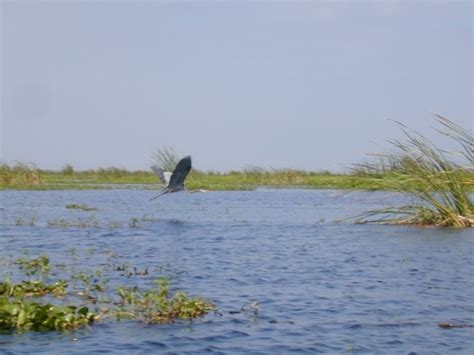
[{"x1": 1, "y1": 188, "x2": 473, "y2": 354}]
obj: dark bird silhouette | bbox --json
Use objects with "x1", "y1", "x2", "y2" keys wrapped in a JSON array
[{"x1": 150, "y1": 156, "x2": 192, "y2": 200}]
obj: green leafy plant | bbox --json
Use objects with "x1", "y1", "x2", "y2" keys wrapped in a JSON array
[
  {"x1": 0, "y1": 297, "x2": 96, "y2": 332},
  {"x1": 0, "y1": 280, "x2": 67, "y2": 298},
  {"x1": 15, "y1": 255, "x2": 50, "y2": 281},
  {"x1": 116, "y1": 278, "x2": 214, "y2": 323},
  {"x1": 1, "y1": 254, "x2": 214, "y2": 333}
]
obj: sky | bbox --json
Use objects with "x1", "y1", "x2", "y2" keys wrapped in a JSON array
[{"x1": 1, "y1": 0, "x2": 472, "y2": 172}]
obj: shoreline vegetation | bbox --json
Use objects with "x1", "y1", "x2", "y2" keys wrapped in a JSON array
[
  {"x1": 1, "y1": 117, "x2": 473, "y2": 227},
  {"x1": 1, "y1": 162, "x2": 473, "y2": 192},
  {"x1": 0, "y1": 163, "x2": 440, "y2": 191}
]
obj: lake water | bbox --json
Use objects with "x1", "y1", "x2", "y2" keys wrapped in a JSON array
[{"x1": 1, "y1": 188, "x2": 473, "y2": 354}]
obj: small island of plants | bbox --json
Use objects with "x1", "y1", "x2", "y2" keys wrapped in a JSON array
[{"x1": 0, "y1": 254, "x2": 214, "y2": 332}]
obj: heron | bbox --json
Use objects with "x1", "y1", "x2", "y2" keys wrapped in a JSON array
[{"x1": 150, "y1": 156, "x2": 192, "y2": 200}]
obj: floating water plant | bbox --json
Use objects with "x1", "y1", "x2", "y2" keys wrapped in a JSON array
[
  {"x1": 15, "y1": 255, "x2": 50, "y2": 281},
  {"x1": 0, "y1": 254, "x2": 215, "y2": 333},
  {"x1": 354, "y1": 116, "x2": 473, "y2": 227},
  {"x1": 47, "y1": 218, "x2": 99, "y2": 228},
  {"x1": 0, "y1": 298, "x2": 97, "y2": 332},
  {"x1": 116, "y1": 278, "x2": 214, "y2": 324},
  {"x1": 65, "y1": 203, "x2": 98, "y2": 211},
  {"x1": 0, "y1": 279, "x2": 67, "y2": 298},
  {"x1": 14, "y1": 216, "x2": 36, "y2": 226}
]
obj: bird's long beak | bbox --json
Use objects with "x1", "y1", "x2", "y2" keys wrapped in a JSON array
[{"x1": 150, "y1": 190, "x2": 169, "y2": 201}]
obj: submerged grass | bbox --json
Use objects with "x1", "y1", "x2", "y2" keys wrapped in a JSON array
[{"x1": 353, "y1": 116, "x2": 473, "y2": 227}]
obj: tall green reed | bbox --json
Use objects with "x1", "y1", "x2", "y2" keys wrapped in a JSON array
[
  {"x1": 0, "y1": 162, "x2": 43, "y2": 187},
  {"x1": 354, "y1": 115, "x2": 473, "y2": 227}
]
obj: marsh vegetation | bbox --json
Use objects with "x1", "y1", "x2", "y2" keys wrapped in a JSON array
[
  {"x1": 3, "y1": 163, "x2": 471, "y2": 192},
  {"x1": 0, "y1": 254, "x2": 214, "y2": 332},
  {"x1": 1, "y1": 117, "x2": 472, "y2": 228},
  {"x1": 353, "y1": 116, "x2": 473, "y2": 227}
]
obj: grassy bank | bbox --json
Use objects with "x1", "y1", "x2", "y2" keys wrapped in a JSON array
[{"x1": 2, "y1": 163, "x2": 472, "y2": 191}]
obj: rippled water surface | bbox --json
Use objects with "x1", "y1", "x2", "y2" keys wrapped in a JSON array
[{"x1": 1, "y1": 189, "x2": 473, "y2": 354}]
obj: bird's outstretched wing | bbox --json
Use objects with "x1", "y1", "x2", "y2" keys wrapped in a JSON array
[
  {"x1": 151, "y1": 165, "x2": 172, "y2": 185},
  {"x1": 151, "y1": 165, "x2": 166, "y2": 184},
  {"x1": 168, "y1": 156, "x2": 192, "y2": 191}
]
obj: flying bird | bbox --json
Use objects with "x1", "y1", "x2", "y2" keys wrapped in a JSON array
[{"x1": 150, "y1": 156, "x2": 192, "y2": 200}]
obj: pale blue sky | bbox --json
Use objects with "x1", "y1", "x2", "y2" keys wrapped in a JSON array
[{"x1": 1, "y1": 0, "x2": 472, "y2": 172}]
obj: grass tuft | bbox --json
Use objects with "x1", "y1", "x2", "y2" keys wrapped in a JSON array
[
  {"x1": 151, "y1": 146, "x2": 180, "y2": 172},
  {"x1": 354, "y1": 115, "x2": 473, "y2": 227},
  {"x1": 0, "y1": 162, "x2": 43, "y2": 187}
]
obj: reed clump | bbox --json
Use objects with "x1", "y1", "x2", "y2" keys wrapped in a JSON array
[
  {"x1": 0, "y1": 162, "x2": 42, "y2": 187},
  {"x1": 354, "y1": 115, "x2": 473, "y2": 227},
  {"x1": 151, "y1": 146, "x2": 180, "y2": 172}
]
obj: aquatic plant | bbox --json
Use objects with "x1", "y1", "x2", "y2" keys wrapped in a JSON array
[
  {"x1": 47, "y1": 217, "x2": 99, "y2": 228},
  {"x1": 65, "y1": 203, "x2": 98, "y2": 211},
  {"x1": 0, "y1": 298, "x2": 96, "y2": 332},
  {"x1": 15, "y1": 255, "x2": 50, "y2": 281},
  {"x1": 0, "y1": 253, "x2": 215, "y2": 333},
  {"x1": 354, "y1": 116, "x2": 473, "y2": 227},
  {"x1": 0, "y1": 280, "x2": 67, "y2": 298},
  {"x1": 116, "y1": 278, "x2": 214, "y2": 323},
  {"x1": 128, "y1": 214, "x2": 156, "y2": 228},
  {"x1": 14, "y1": 216, "x2": 36, "y2": 226}
]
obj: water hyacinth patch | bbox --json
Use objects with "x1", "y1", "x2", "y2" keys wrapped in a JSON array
[
  {"x1": 0, "y1": 298, "x2": 96, "y2": 332},
  {"x1": 115, "y1": 278, "x2": 215, "y2": 324},
  {"x1": 0, "y1": 254, "x2": 215, "y2": 333}
]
